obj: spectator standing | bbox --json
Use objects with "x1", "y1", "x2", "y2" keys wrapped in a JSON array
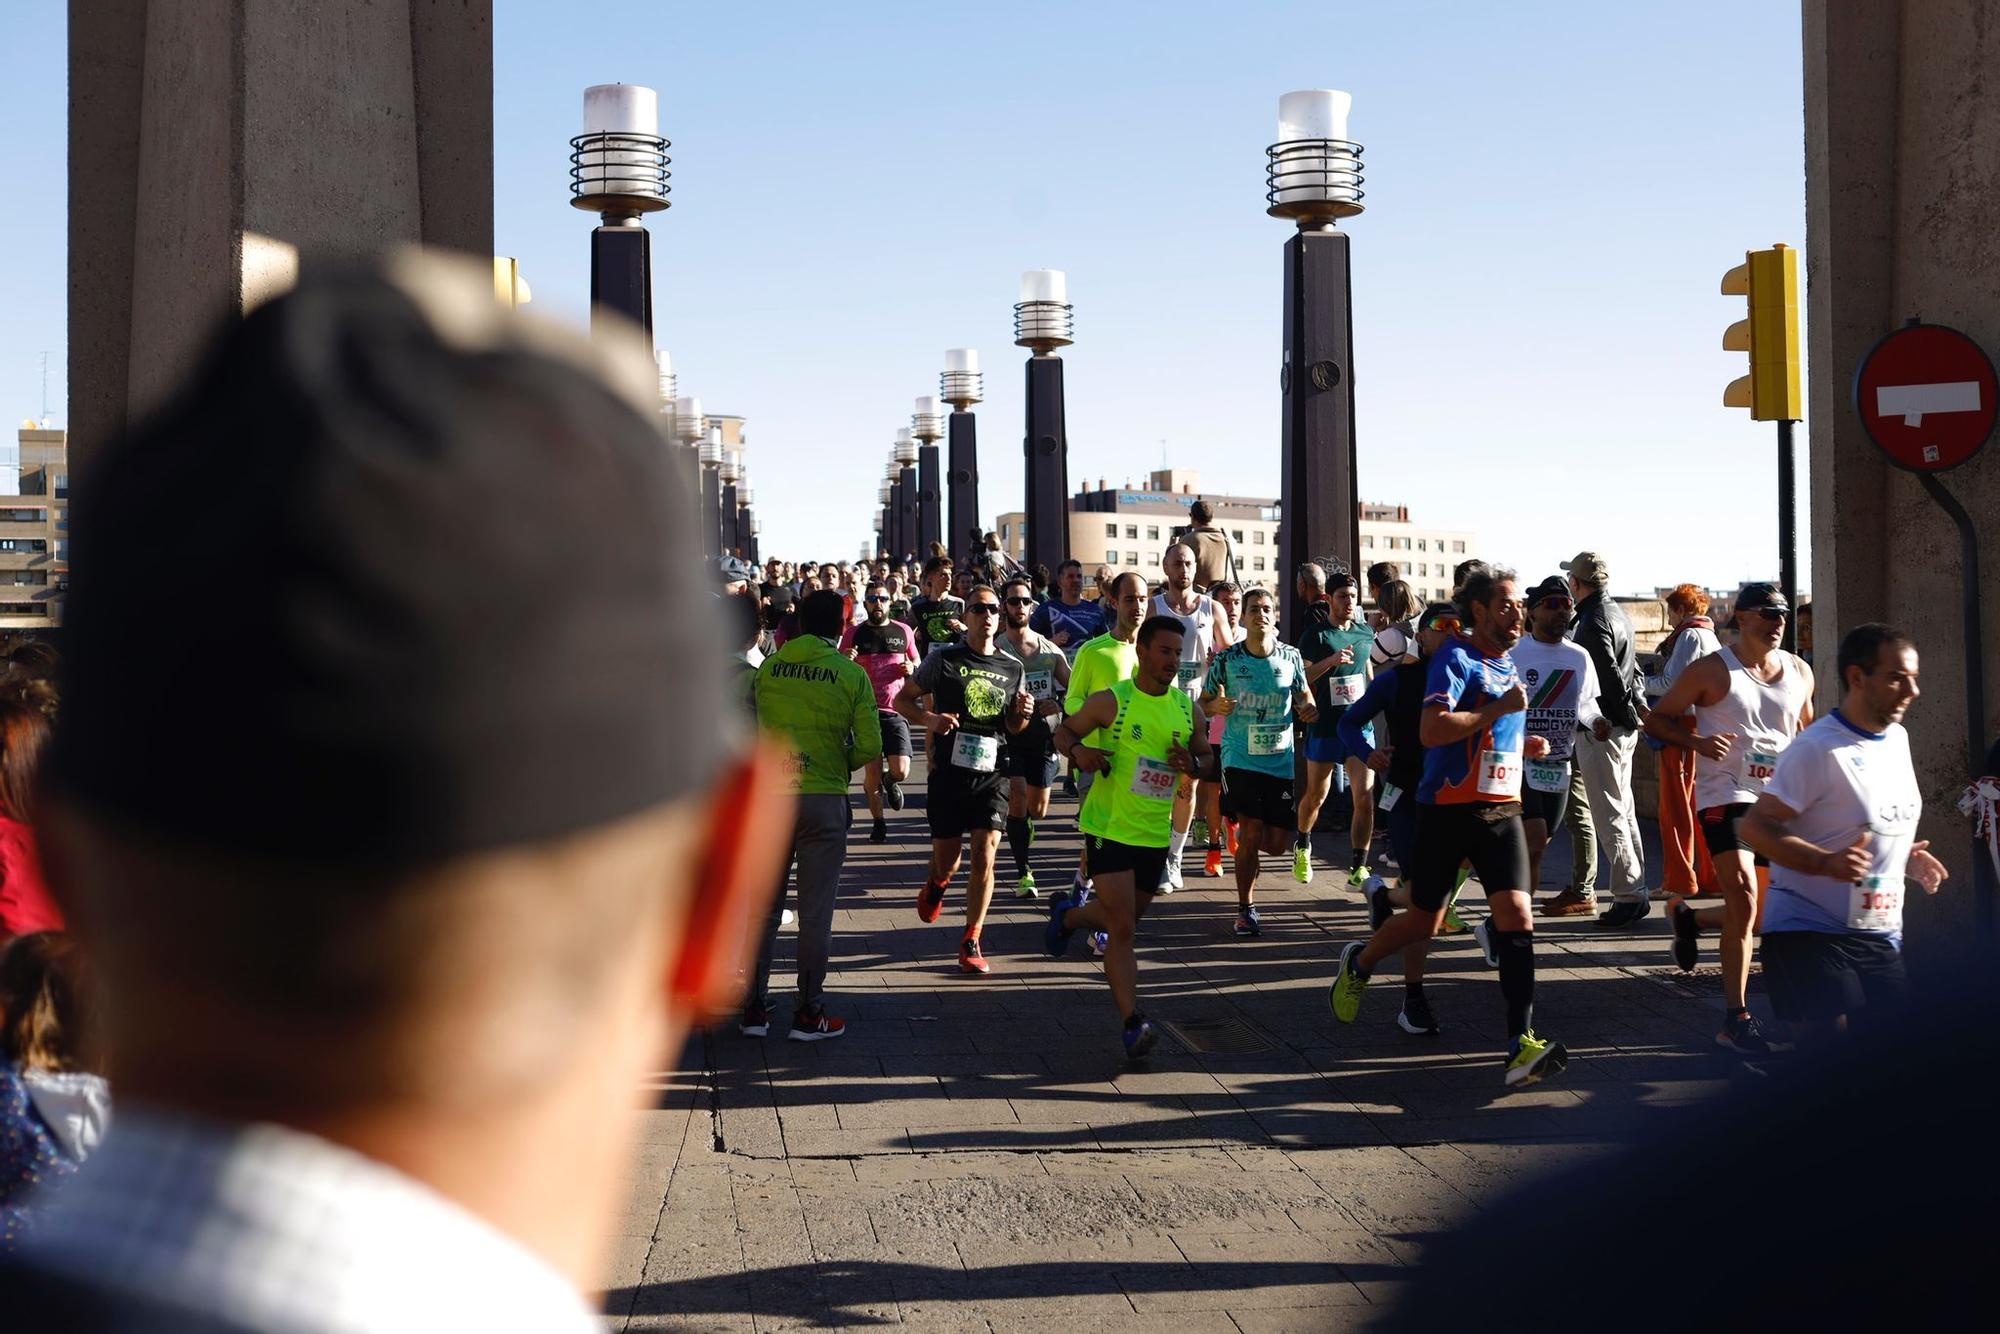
[
  {"x1": 6, "y1": 261, "x2": 790, "y2": 1329},
  {"x1": 0, "y1": 700, "x2": 60, "y2": 943},
  {"x1": 2, "y1": 932, "x2": 110, "y2": 1251},
  {"x1": 1647, "y1": 584, "x2": 1722, "y2": 899},
  {"x1": 746, "y1": 591, "x2": 881, "y2": 1041},
  {"x1": 1562, "y1": 551, "x2": 1651, "y2": 925},
  {"x1": 1175, "y1": 500, "x2": 1236, "y2": 591}
]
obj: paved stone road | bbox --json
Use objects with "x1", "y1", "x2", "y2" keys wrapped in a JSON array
[{"x1": 604, "y1": 761, "x2": 1757, "y2": 1330}]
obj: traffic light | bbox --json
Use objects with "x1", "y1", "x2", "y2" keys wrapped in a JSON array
[
  {"x1": 493, "y1": 256, "x2": 532, "y2": 308},
  {"x1": 1720, "y1": 243, "x2": 1801, "y2": 421}
]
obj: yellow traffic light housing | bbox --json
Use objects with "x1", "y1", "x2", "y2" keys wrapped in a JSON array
[{"x1": 1720, "y1": 243, "x2": 1801, "y2": 421}]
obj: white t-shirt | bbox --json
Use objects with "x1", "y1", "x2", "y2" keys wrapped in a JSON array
[
  {"x1": 1509, "y1": 636, "x2": 1603, "y2": 764},
  {"x1": 1760, "y1": 711, "x2": 1924, "y2": 945}
]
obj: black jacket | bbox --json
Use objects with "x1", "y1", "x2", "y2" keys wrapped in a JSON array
[{"x1": 1571, "y1": 591, "x2": 1645, "y2": 730}]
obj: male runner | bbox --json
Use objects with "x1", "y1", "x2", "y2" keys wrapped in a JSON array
[
  {"x1": 1201, "y1": 580, "x2": 1246, "y2": 877},
  {"x1": 1062, "y1": 571, "x2": 1146, "y2": 925},
  {"x1": 1297, "y1": 566, "x2": 1377, "y2": 889},
  {"x1": 1339, "y1": 603, "x2": 1462, "y2": 1035},
  {"x1": 1740, "y1": 623, "x2": 1944, "y2": 1046},
  {"x1": 908, "y1": 555, "x2": 966, "y2": 659},
  {"x1": 1328, "y1": 569, "x2": 1566, "y2": 1087},
  {"x1": 1045, "y1": 614, "x2": 1214, "y2": 1058},
  {"x1": 1029, "y1": 558, "x2": 1108, "y2": 660},
  {"x1": 898, "y1": 585, "x2": 1034, "y2": 973},
  {"x1": 842, "y1": 580, "x2": 920, "y2": 841},
  {"x1": 1645, "y1": 581, "x2": 1814, "y2": 1054},
  {"x1": 1511, "y1": 577, "x2": 1606, "y2": 908},
  {"x1": 998, "y1": 576, "x2": 1071, "y2": 898},
  {"x1": 1201, "y1": 587, "x2": 1316, "y2": 937},
  {"x1": 1151, "y1": 543, "x2": 1229, "y2": 890}
]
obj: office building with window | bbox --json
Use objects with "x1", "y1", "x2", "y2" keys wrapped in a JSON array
[
  {"x1": 994, "y1": 471, "x2": 1474, "y2": 603},
  {"x1": 0, "y1": 425, "x2": 68, "y2": 630}
]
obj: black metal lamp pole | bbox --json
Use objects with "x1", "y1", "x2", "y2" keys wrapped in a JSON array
[
  {"x1": 1267, "y1": 91, "x2": 1365, "y2": 641},
  {"x1": 914, "y1": 400, "x2": 945, "y2": 560},
  {"x1": 887, "y1": 460, "x2": 908, "y2": 563},
  {"x1": 894, "y1": 435, "x2": 920, "y2": 562},
  {"x1": 698, "y1": 430, "x2": 724, "y2": 561},
  {"x1": 942, "y1": 349, "x2": 984, "y2": 564},
  {"x1": 570, "y1": 85, "x2": 669, "y2": 344},
  {"x1": 1015, "y1": 270, "x2": 1073, "y2": 576}
]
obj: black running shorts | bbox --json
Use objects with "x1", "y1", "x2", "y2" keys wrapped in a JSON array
[
  {"x1": 1084, "y1": 833, "x2": 1168, "y2": 895},
  {"x1": 1221, "y1": 767, "x2": 1297, "y2": 830},
  {"x1": 1003, "y1": 734, "x2": 1061, "y2": 787},
  {"x1": 878, "y1": 709, "x2": 912, "y2": 759},
  {"x1": 1520, "y1": 779, "x2": 1569, "y2": 830},
  {"x1": 926, "y1": 765, "x2": 1009, "y2": 839},
  {"x1": 1410, "y1": 801, "x2": 1529, "y2": 912},
  {"x1": 1700, "y1": 802, "x2": 1768, "y2": 866},
  {"x1": 1760, "y1": 929, "x2": 1907, "y2": 1024}
]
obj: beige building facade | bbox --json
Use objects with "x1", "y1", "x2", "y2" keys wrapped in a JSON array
[
  {"x1": 0, "y1": 426, "x2": 69, "y2": 630},
  {"x1": 995, "y1": 470, "x2": 1474, "y2": 602}
]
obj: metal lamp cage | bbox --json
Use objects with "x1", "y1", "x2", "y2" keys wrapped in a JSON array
[
  {"x1": 940, "y1": 369, "x2": 984, "y2": 407},
  {"x1": 1013, "y1": 301, "x2": 1074, "y2": 350},
  {"x1": 1264, "y1": 138, "x2": 1366, "y2": 221},
  {"x1": 570, "y1": 131, "x2": 672, "y2": 214}
]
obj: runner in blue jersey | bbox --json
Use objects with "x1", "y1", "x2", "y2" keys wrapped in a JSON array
[
  {"x1": 1201, "y1": 586, "x2": 1316, "y2": 937},
  {"x1": 1329, "y1": 569, "x2": 1567, "y2": 1088}
]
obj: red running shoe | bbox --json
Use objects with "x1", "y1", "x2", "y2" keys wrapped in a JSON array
[
  {"x1": 917, "y1": 879, "x2": 947, "y2": 923},
  {"x1": 1203, "y1": 847, "x2": 1225, "y2": 879},
  {"x1": 1225, "y1": 820, "x2": 1240, "y2": 856},
  {"x1": 958, "y1": 938, "x2": 991, "y2": 974}
]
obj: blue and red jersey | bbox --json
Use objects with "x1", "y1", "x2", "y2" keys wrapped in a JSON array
[{"x1": 1417, "y1": 639, "x2": 1526, "y2": 805}]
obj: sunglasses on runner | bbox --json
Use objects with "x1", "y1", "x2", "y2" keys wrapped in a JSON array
[
  {"x1": 865, "y1": 595, "x2": 888, "y2": 602},
  {"x1": 1004, "y1": 596, "x2": 1036, "y2": 607},
  {"x1": 1745, "y1": 607, "x2": 1787, "y2": 622},
  {"x1": 1536, "y1": 596, "x2": 1573, "y2": 611},
  {"x1": 966, "y1": 602, "x2": 999, "y2": 614},
  {"x1": 1423, "y1": 614, "x2": 1462, "y2": 633}
]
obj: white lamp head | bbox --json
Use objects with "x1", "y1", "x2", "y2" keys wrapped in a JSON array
[
  {"x1": 1267, "y1": 89, "x2": 1365, "y2": 224},
  {"x1": 941, "y1": 347, "x2": 984, "y2": 408},
  {"x1": 570, "y1": 84, "x2": 671, "y2": 216},
  {"x1": 1014, "y1": 269, "x2": 1074, "y2": 351}
]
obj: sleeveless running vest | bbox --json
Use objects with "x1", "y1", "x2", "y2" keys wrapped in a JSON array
[
  {"x1": 1694, "y1": 645, "x2": 1811, "y2": 808},
  {"x1": 1079, "y1": 678, "x2": 1194, "y2": 848},
  {"x1": 1151, "y1": 591, "x2": 1216, "y2": 695}
]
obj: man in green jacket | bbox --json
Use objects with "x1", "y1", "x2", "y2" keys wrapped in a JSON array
[{"x1": 747, "y1": 590, "x2": 882, "y2": 1040}]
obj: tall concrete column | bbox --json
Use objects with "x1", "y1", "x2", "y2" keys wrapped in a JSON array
[
  {"x1": 69, "y1": 0, "x2": 493, "y2": 464},
  {"x1": 1804, "y1": 0, "x2": 2000, "y2": 955}
]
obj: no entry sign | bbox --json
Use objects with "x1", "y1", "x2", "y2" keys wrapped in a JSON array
[{"x1": 1852, "y1": 322, "x2": 1998, "y2": 472}]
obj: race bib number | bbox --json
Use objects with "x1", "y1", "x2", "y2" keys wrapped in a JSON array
[
  {"x1": 1130, "y1": 756, "x2": 1178, "y2": 800},
  {"x1": 1175, "y1": 660, "x2": 1203, "y2": 690},
  {"x1": 1746, "y1": 747, "x2": 1781, "y2": 785},
  {"x1": 1847, "y1": 874, "x2": 1902, "y2": 932},
  {"x1": 1478, "y1": 749, "x2": 1522, "y2": 799},
  {"x1": 1248, "y1": 723, "x2": 1292, "y2": 756},
  {"x1": 1377, "y1": 781, "x2": 1402, "y2": 812},
  {"x1": 1327, "y1": 673, "x2": 1366, "y2": 706},
  {"x1": 1525, "y1": 758, "x2": 1567, "y2": 794},
  {"x1": 951, "y1": 731, "x2": 998, "y2": 773},
  {"x1": 1025, "y1": 669, "x2": 1054, "y2": 701}
]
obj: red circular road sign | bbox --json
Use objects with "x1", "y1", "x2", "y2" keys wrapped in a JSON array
[{"x1": 1852, "y1": 322, "x2": 1998, "y2": 472}]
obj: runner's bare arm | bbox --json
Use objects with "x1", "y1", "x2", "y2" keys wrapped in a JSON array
[{"x1": 1643, "y1": 653, "x2": 1727, "y2": 750}]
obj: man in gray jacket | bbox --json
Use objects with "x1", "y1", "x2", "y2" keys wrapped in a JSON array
[{"x1": 1564, "y1": 551, "x2": 1652, "y2": 926}]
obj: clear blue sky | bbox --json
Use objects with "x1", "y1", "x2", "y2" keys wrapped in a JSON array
[{"x1": 2, "y1": 1, "x2": 1807, "y2": 594}]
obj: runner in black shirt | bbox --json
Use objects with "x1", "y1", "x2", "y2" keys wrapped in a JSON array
[
  {"x1": 898, "y1": 585, "x2": 1033, "y2": 975},
  {"x1": 909, "y1": 555, "x2": 967, "y2": 659}
]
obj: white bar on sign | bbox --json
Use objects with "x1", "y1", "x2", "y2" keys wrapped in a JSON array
[{"x1": 1876, "y1": 380, "x2": 1981, "y2": 427}]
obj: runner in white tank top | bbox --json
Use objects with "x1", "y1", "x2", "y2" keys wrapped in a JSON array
[
  {"x1": 1153, "y1": 543, "x2": 1228, "y2": 891},
  {"x1": 1644, "y1": 583, "x2": 1816, "y2": 1051},
  {"x1": 1692, "y1": 646, "x2": 1814, "y2": 810}
]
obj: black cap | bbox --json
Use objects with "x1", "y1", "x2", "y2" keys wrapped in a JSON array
[
  {"x1": 1735, "y1": 581, "x2": 1791, "y2": 614},
  {"x1": 48, "y1": 258, "x2": 739, "y2": 870},
  {"x1": 1526, "y1": 576, "x2": 1570, "y2": 608}
]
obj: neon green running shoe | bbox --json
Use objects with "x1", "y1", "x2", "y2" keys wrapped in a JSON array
[
  {"x1": 1015, "y1": 869, "x2": 1039, "y2": 899},
  {"x1": 1440, "y1": 901, "x2": 1470, "y2": 935},
  {"x1": 1345, "y1": 863, "x2": 1370, "y2": 890},
  {"x1": 1292, "y1": 846, "x2": 1313, "y2": 884},
  {"x1": 1503, "y1": 1030, "x2": 1569, "y2": 1087},
  {"x1": 1328, "y1": 941, "x2": 1370, "y2": 1024}
]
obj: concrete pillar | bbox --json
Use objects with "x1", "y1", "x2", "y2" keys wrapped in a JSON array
[
  {"x1": 68, "y1": 0, "x2": 493, "y2": 463},
  {"x1": 1804, "y1": 0, "x2": 2000, "y2": 957}
]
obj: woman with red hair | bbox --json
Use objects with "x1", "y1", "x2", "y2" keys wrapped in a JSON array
[{"x1": 1648, "y1": 585, "x2": 1721, "y2": 898}]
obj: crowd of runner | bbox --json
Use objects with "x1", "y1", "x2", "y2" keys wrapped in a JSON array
[{"x1": 739, "y1": 541, "x2": 1956, "y2": 1087}]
